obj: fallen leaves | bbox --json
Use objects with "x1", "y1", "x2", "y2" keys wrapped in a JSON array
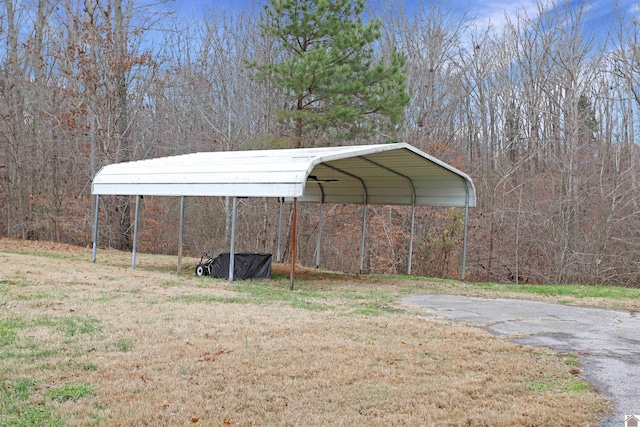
[
  {"x1": 154, "y1": 400, "x2": 170, "y2": 408},
  {"x1": 198, "y1": 352, "x2": 215, "y2": 362},
  {"x1": 198, "y1": 349, "x2": 233, "y2": 362},
  {"x1": 278, "y1": 395, "x2": 289, "y2": 407}
]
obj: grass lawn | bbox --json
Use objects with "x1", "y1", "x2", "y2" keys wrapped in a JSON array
[{"x1": 0, "y1": 238, "x2": 622, "y2": 426}]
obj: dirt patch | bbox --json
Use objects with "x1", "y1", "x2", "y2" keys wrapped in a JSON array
[
  {"x1": 271, "y1": 262, "x2": 359, "y2": 281},
  {"x1": 0, "y1": 239, "x2": 611, "y2": 426},
  {"x1": 0, "y1": 237, "x2": 91, "y2": 255}
]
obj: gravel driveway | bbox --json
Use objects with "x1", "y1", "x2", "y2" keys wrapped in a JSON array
[{"x1": 401, "y1": 294, "x2": 640, "y2": 427}]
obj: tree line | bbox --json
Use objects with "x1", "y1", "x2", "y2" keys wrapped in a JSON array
[{"x1": 2, "y1": 0, "x2": 640, "y2": 286}]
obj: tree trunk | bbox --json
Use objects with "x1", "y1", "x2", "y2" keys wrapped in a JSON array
[
  {"x1": 5, "y1": 0, "x2": 28, "y2": 238},
  {"x1": 114, "y1": 0, "x2": 132, "y2": 250}
]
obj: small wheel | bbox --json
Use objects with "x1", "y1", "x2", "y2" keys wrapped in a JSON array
[{"x1": 195, "y1": 264, "x2": 205, "y2": 276}]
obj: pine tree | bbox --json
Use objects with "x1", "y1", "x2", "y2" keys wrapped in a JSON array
[{"x1": 254, "y1": 0, "x2": 409, "y2": 147}]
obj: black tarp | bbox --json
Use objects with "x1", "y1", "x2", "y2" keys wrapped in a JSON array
[{"x1": 208, "y1": 253, "x2": 272, "y2": 280}]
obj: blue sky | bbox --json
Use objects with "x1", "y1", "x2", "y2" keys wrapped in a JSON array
[
  {"x1": 164, "y1": 0, "x2": 640, "y2": 33},
  {"x1": 163, "y1": 0, "x2": 257, "y2": 15}
]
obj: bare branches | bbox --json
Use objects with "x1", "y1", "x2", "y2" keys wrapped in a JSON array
[{"x1": 2, "y1": 0, "x2": 640, "y2": 284}]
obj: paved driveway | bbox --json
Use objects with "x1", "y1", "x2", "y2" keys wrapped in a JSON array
[{"x1": 401, "y1": 294, "x2": 640, "y2": 427}]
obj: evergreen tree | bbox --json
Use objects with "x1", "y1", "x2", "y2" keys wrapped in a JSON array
[
  {"x1": 254, "y1": 0, "x2": 410, "y2": 147},
  {"x1": 577, "y1": 93, "x2": 597, "y2": 142}
]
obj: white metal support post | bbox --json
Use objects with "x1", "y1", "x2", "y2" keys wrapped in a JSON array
[
  {"x1": 132, "y1": 195, "x2": 141, "y2": 268},
  {"x1": 316, "y1": 202, "x2": 323, "y2": 268},
  {"x1": 359, "y1": 203, "x2": 368, "y2": 274},
  {"x1": 408, "y1": 199, "x2": 415, "y2": 275},
  {"x1": 277, "y1": 198, "x2": 283, "y2": 263},
  {"x1": 177, "y1": 196, "x2": 185, "y2": 273},
  {"x1": 92, "y1": 195, "x2": 100, "y2": 263},
  {"x1": 314, "y1": 182, "x2": 325, "y2": 269},
  {"x1": 461, "y1": 182, "x2": 470, "y2": 280},
  {"x1": 290, "y1": 198, "x2": 297, "y2": 291},
  {"x1": 229, "y1": 197, "x2": 237, "y2": 281}
]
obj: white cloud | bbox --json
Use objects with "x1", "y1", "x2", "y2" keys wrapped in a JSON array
[{"x1": 471, "y1": 0, "x2": 544, "y2": 32}]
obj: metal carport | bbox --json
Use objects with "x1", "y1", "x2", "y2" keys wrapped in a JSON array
[{"x1": 91, "y1": 143, "x2": 476, "y2": 289}]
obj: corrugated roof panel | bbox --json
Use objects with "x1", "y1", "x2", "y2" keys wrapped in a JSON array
[
  {"x1": 92, "y1": 143, "x2": 476, "y2": 207},
  {"x1": 97, "y1": 171, "x2": 307, "y2": 185}
]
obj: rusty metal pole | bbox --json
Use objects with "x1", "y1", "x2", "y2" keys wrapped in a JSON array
[{"x1": 289, "y1": 198, "x2": 297, "y2": 291}]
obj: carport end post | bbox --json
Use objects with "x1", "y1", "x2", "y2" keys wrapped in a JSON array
[
  {"x1": 290, "y1": 198, "x2": 297, "y2": 291},
  {"x1": 461, "y1": 183, "x2": 470, "y2": 281},
  {"x1": 92, "y1": 194, "x2": 100, "y2": 263},
  {"x1": 132, "y1": 195, "x2": 141, "y2": 268},
  {"x1": 177, "y1": 195, "x2": 185, "y2": 274},
  {"x1": 229, "y1": 196, "x2": 237, "y2": 282}
]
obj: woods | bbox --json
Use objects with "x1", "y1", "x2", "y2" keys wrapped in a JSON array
[{"x1": 2, "y1": 0, "x2": 640, "y2": 286}]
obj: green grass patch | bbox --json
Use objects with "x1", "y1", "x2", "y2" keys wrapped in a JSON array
[
  {"x1": 82, "y1": 363, "x2": 98, "y2": 372},
  {"x1": 524, "y1": 379, "x2": 550, "y2": 393},
  {"x1": 468, "y1": 281, "x2": 640, "y2": 300},
  {"x1": 0, "y1": 316, "x2": 100, "y2": 361},
  {"x1": 564, "y1": 381, "x2": 592, "y2": 393},
  {"x1": 29, "y1": 316, "x2": 100, "y2": 338},
  {"x1": 0, "y1": 249, "x2": 84, "y2": 262},
  {"x1": 110, "y1": 339, "x2": 133, "y2": 352},
  {"x1": 172, "y1": 281, "x2": 331, "y2": 311},
  {"x1": 46, "y1": 383, "x2": 94, "y2": 403},
  {"x1": 373, "y1": 273, "x2": 451, "y2": 283},
  {"x1": 55, "y1": 316, "x2": 100, "y2": 337},
  {"x1": 160, "y1": 279, "x2": 185, "y2": 287},
  {"x1": 1, "y1": 347, "x2": 62, "y2": 361},
  {"x1": 66, "y1": 280, "x2": 94, "y2": 286},
  {"x1": 180, "y1": 271, "x2": 639, "y2": 316},
  {"x1": 172, "y1": 294, "x2": 246, "y2": 304},
  {"x1": 0, "y1": 278, "x2": 32, "y2": 287},
  {"x1": 563, "y1": 354, "x2": 581, "y2": 367},
  {"x1": 234, "y1": 281, "x2": 330, "y2": 311},
  {"x1": 334, "y1": 288, "x2": 397, "y2": 316},
  {"x1": 0, "y1": 318, "x2": 27, "y2": 348},
  {"x1": 0, "y1": 378, "x2": 63, "y2": 426},
  {"x1": 525, "y1": 373, "x2": 593, "y2": 394},
  {"x1": 17, "y1": 291, "x2": 56, "y2": 300},
  {"x1": 173, "y1": 280, "x2": 404, "y2": 315}
]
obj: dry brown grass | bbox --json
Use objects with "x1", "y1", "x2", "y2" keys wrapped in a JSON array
[{"x1": 0, "y1": 238, "x2": 611, "y2": 426}]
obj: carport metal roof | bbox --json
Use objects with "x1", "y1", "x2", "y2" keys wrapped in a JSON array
[
  {"x1": 92, "y1": 143, "x2": 476, "y2": 207},
  {"x1": 91, "y1": 143, "x2": 476, "y2": 288}
]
